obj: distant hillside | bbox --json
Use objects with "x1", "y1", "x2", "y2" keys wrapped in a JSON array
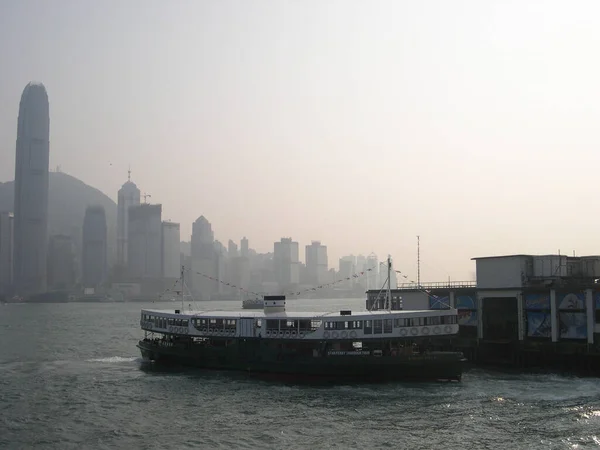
[{"x1": 0, "y1": 172, "x2": 117, "y2": 263}]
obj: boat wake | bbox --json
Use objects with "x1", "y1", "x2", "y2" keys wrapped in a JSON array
[{"x1": 86, "y1": 356, "x2": 140, "y2": 364}]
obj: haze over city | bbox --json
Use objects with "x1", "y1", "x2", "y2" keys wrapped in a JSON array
[{"x1": 3, "y1": 1, "x2": 600, "y2": 282}]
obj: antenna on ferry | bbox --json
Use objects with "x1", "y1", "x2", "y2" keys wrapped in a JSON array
[
  {"x1": 387, "y1": 255, "x2": 392, "y2": 312},
  {"x1": 417, "y1": 235, "x2": 421, "y2": 288},
  {"x1": 180, "y1": 265, "x2": 185, "y2": 312}
]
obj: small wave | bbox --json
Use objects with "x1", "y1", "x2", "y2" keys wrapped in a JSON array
[{"x1": 86, "y1": 356, "x2": 140, "y2": 363}]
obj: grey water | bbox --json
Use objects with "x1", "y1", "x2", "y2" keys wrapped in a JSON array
[{"x1": 1, "y1": 299, "x2": 600, "y2": 450}]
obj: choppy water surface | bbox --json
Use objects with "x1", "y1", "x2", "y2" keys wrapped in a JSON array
[{"x1": 1, "y1": 300, "x2": 600, "y2": 449}]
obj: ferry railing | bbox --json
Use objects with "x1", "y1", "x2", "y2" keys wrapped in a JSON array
[{"x1": 390, "y1": 281, "x2": 477, "y2": 291}]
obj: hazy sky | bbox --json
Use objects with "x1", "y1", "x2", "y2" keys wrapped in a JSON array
[{"x1": 2, "y1": 0, "x2": 600, "y2": 282}]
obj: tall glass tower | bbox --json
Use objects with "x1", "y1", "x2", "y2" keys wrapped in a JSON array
[{"x1": 13, "y1": 82, "x2": 50, "y2": 295}]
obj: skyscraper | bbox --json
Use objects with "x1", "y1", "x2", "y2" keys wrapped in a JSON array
[
  {"x1": 305, "y1": 241, "x2": 328, "y2": 286},
  {"x1": 161, "y1": 221, "x2": 180, "y2": 279},
  {"x1": 273, "y1": 237, "x2": 300, "y2": 289},
  {"x1": 240, "y1": 237, "x2": 249, "y2": 258},
  {"x1": 13, "y1": 82, "x2": 50, "y2": 295},
  {"x1": 127, "y1": 204, "x2": 162, "y2": 278},
  {"x1": 82, "y1": 206, "x2": 107, "y2": 287},
  {"x1": 190, "y1": 216, "x2": 218, "y2": 299},
  {"x1": 47, "y1": 234, "x2": 76, "y2": 290},
  {"x1": 117, "y1": 170, "x2": 140, "y2": 266}
]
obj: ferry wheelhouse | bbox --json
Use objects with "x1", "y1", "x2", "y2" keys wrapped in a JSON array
[{"x1": 138, "y1": 295, "x2": 465, "y2": 381}]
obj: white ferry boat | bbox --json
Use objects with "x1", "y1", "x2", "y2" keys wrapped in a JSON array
[{"x1": 137, "y1": 261, "x2": 466, "y2": 382}]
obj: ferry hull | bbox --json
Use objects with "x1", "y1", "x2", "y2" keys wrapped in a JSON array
[{"x1": 137, "y1": 339, "x2": 464, "y2": 382}]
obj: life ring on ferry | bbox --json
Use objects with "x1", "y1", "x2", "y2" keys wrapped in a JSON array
[
  {"x1": 284, "y1": 331, "x2": 290, "y2": 338},
  {"x1": 266, "y1": 330, "x2": 271, "y2": 337},
  {"x1": 433, "y1": 326, "x2": 441, "y2": 335},
  {"x1": 341, "y1": 331, "x2": 348, "y2": 339},
  {"x1": 410, "y1": 327, "x2": 418, "y2": 336},
  {"x1": 323, "y1": 331, "x2": 330, "y2": 338},
  {"x1": 209, "y1": 328, "x2": 214, "y2": 333},
  {"x1": 421, "y1": 327, "x2": 430, "y2": 335},
  {"x1": 332, "y1": 331, "x2": 339, "y2": 339},
  {"x1": 349, "y1": 331, "x2": 357, "y2": 338},
  {"x1": 400, "y1": 328, "x2": 408, "y2": 337},
  {"x1": 291, "y1": 331, "x2": 297, "y2": 338},
  {"x1": 444, "y1": 325, "x2": 452, "y2": 334},
  {"x1": 201, "y1": 328, "x2": 207, "y2": 333},
  {"x1": 299, "y1": 332, "x2": 305, "y2": 338}
]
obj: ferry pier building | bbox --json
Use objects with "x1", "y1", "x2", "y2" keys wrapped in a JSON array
[{"x1": 367, "y1": 254, "x2": 600, "y2": 371}]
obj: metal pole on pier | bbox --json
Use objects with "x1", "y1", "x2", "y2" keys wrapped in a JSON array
[
  {"x1": 387, "y1": 255, "x2": 392, "y2": 311},
  {"x1": 181, "y1": 265, "x2": 185, "y2": 312},
  {"x1": 417, "y1": 235, "x2": 421, "y2": 288}
]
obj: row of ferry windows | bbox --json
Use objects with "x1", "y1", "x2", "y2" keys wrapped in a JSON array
[
  {"x1": 192, "y1": 318, "x2": 237, "y2": 329},
  {"x1": 324, "y1": 316, "x2": 457, "y2": 332},
  {"x1": 191, "y1": 319, "x2": 323, "y2": 331},
  {"x1": 142, "y1": 315, "x2": 189, "y2": 328}
]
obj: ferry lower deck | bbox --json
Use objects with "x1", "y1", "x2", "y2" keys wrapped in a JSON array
[{"x1": 137, "y1": 334, "x2": 465, "y2": 381}]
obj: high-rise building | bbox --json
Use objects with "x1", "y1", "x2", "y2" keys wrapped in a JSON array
[
  {"x1": 305, "y1": 241, "x2": 328, "y2": 286},
  {"x1": 117, "y1": 170, "x2": 140, "y2": 266},
  {"x1": 240, "y1": 237, "x2": 249, "y2": 258},
  {"x1": 366, "y1": 253, "x2": 379, "y2": 289},
  {"x1": 339, "y1": 255, "x2": 356, "y2": 289},
  {"x1": 355, "y1": 254, "x2": 368, "y2": 289},
  {"x1": 0, "y1": 212, "x2": 14, "y2": 295},
  {"x1": 228, "y1": 239, "x2": 238, "y2": 258},
  {"x1": 82, "y1": 206, "x2": 107, "y2": 287},
  {"x1": 127, "y1": 204, "x2": 162, "y2": 278},
  {"x1": 191, "y1": 216, "x2": 218, "y2": 299},
  {"x1": 161, "y1": 221, "x2": 180, "y2": 279},
  {"x1": 13, "y1": 82, "x2": 50, "y2": 295},
  {"x1": 273, "y1": 238, "x2": 300, "y2": 289},
  {"x1": 47, "y1": 234, "x2": 76, "y2": 290}
]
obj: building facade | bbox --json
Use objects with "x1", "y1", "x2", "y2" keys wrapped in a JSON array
[
  {"x1": 82, "y1": 205, "x2": 107, "y2": 287},
  {"x1": 273, "y1": 237, "x2": 300, "y2": 289},
  {"x1": 305, "y1": 241, "x2": 328, "y2": 286},
  {"x1": 161, "y1": 221, "x2": 180, "y2": 279},
  {"x1": 13, "y1": 82, "x2": 50, "y2": 295},
  {"x1": 127, "y1": 204, "x2": 162, "y2": 279},
  {"x1": 190, "y1": 216, "x2": 218, "y2": 299},
  {"x1": 116, "y1": 173, "x2": 140, "y2": 266},
  {"x1": 47, "y1": 234, "x2": 76, "y2": 290},
  {"x1": 0, "y1": 212, "x2": 14, "y2": 295}
]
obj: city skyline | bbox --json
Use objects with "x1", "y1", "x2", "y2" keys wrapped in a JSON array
[{"x1": 5, "y1": 2, "x2": 600, "y2": 282}]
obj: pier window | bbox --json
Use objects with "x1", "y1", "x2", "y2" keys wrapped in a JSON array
[
  {"x1": 384, "y1": 319, "x2": 392, "y2": 333},
  {"x1": 374, "y1": 320, "x2": 383, "y2": 334},
  {"x1": 311, "y1": 320, "x2": 322, "y2": 331},
  {"x1": 364, "y1": 320, "x2": 372, "y2": 334}
]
